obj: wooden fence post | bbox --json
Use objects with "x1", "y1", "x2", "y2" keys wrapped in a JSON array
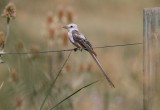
[{"x1": 143, "y1": 8, "x2": 160, "y2": 110}]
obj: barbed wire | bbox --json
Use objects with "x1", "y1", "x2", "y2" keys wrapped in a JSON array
[
  {"x1": 94, "y1": 42, "x2": 142, "y2": 49},
  {"x1": 0, "y1": 42, "x2": 142, "y2": 55}
]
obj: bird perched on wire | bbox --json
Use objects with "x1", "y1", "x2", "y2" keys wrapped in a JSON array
[{"x1": 63, "y1": 23, "x2": 115, "y2": 88}]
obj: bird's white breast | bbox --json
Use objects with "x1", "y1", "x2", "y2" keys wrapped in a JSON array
[{"x1": 68, "y1": 31, "x2": 75, "y2": 43}]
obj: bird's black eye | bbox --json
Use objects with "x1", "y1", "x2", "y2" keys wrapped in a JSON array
[{"x1": 70, "y1": 25, "x2": 73, "y2": 28}]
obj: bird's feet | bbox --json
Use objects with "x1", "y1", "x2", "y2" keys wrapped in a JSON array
[
  {"x1": 73, "y1": 48, "x2": 83, "y2": 52},
  {"x1": 74, "y1": 48, "x2": 78, "y2": 52}
]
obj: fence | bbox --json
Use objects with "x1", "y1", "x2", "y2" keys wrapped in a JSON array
[
  {"x1": 1, "y1": 1, "x2": 160, "y2": 110},
  {"x1": 143, "y1": 7, "x2": 160, "y2": 110}
]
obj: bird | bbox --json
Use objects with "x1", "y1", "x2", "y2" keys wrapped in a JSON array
[{"x1": 63, "y1": 23, "x2": 115, "y2": 88}]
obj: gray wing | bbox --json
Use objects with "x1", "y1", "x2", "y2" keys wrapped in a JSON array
[{"x1": 72, "y1": 30, "x2": 97, "y2": 56}]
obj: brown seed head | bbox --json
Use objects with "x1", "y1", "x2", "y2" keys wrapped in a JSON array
[
  {"x1": 66, "y1": 8, "x2": 74, "y2": 22},
  {"x1": 57, "y1": 7, "x2": 65, "y2": 21},
  {"x1": 0, "y1": 32, "x2": 5, "y2": 47},
  {"x1": 62, "y1": 31, "x2": 68, "y2": 46},
  {"x1": 2, "y1": 2, "x2": 16, "y2": 19},
  {"x1": 11, "y1": 68, "x2": 18, "y2": 82},
  {"x1": 31, "y1": 45, "x2": 39, "y2": 54},
  {"x1": 79, "y1": 62, "x2": 84, "y2": 72},
  {"x1": 15, "y1": 40, "x2": 24, "y2": 51},
  {"x1": 48, "y1": 26, "x2": 55, "y2": 39},
  {"x1": 16, "y1": 96, "x2": 23, "y2": 108},
  {"x1": 65, "y1": 63, "x2": 72, "y2": 72},
  {"x1": 46, "y1": 12, "x2": 53, "y2": 26}
]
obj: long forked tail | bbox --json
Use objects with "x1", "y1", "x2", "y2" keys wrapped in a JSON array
[{"x1": 89, "y1": 52, "x2": 115, "y2": 88}]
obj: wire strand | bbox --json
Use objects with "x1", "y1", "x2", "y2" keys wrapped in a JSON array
[{"x1": 0, "y1": 42, "x2": 142, "y2": 55}]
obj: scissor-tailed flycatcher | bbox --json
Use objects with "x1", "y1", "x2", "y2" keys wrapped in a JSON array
[{"x1": 63, "y1": 23, "x2": 115, "y2": 87}]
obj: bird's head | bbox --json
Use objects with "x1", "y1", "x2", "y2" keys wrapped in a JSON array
[{"x1": 63, "y1": 23, "x2": 78, "y2": 31}]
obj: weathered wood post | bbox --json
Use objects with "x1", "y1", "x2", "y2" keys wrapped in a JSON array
[{"x1": 143, "y1": 8, "x2": 160, "y2": 110}]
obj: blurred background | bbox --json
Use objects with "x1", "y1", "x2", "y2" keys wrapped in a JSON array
[{"x1": 0, "y1": 0, "x2": 160, "y2": 110}]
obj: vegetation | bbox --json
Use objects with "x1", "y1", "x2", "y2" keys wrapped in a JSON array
[{"x1": 0, "y1": 0, "x2": 159, "y2": 110}]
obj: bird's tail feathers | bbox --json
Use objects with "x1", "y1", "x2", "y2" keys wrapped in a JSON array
[
  {"x1": 92, "y1": 50, "x2": 97, "y2": 57},
  {"x1": 89, "y1": 52, "x2": 115, "y2": 88}
]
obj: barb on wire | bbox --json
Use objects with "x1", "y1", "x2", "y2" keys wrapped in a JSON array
[
  {"x1": 39, "y1": 51, "x2": 72, "y2": 110},
  {"x1": 0, "y1": 42, "x2": 142, "y2": 55},
  {"x1": 49, "y1": 80, "x2": 100, "y2": 110}
]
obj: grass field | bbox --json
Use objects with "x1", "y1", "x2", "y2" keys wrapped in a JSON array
[{"x1": 0, "y1": 0, "x2": 160, "y2": 110}]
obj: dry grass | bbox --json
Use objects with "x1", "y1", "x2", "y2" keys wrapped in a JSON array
[{"x1": 0, "y1": 0, "x2": 160, "y2": 110}]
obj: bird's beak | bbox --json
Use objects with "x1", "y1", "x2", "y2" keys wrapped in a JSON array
[{"x1": 62, "y1": 25, "x2": 68, "y2": 29}]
